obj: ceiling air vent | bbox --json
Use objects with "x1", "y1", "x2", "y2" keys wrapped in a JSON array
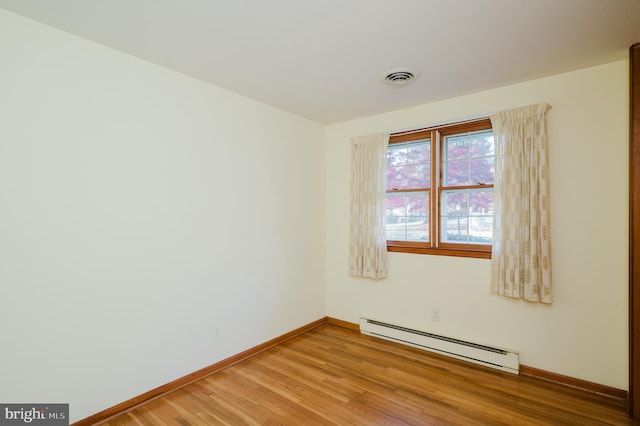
[{"x1": 382, "y1": 67, "x2": 418, "y2": 87}]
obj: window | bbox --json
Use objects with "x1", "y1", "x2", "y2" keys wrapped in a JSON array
[{"x1": 385, "y1": 119, "x2": 494, "y2": 258}]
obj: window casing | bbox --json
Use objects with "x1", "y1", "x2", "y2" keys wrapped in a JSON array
[{"x1": 385, "y1": 119, "x2": 494, "y2": 258}]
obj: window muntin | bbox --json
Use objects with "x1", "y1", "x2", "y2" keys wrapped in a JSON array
[{"x1": 386, "y1": 119, "x2": 494, "y2": 258}]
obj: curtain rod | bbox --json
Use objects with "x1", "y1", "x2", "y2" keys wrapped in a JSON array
[{"x1": 389, "y1": 112, "x2": 494, "y2": 137}]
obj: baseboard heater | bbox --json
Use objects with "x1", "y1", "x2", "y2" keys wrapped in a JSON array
[{"x1": 359, "y1": 317, "x2": 519, "y2": 374}]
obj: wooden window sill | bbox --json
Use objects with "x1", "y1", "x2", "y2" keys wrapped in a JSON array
[{"x1": 387, "y1": 245, "x2": 491, "y2": 259}]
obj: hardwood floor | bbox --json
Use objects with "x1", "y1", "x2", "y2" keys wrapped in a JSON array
[{"x1": 99, "y1": 324, "x2": 635, "y2": 425}]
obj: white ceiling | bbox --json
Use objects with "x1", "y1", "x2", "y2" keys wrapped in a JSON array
[{"x1": 1, "y1": 0, "x2": 640, "y2": 124}]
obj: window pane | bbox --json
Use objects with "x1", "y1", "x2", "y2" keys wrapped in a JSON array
[
  {"x1": 387, "y1": 164, "x2": 430, "y2": 190},
  {"x1": 441, "y1": 189, "x2": 493, "y2": 245},
  {"x1": 470, "y1": 132, "x2": 494, "y2": 157},
  {"x1": 444, "y1": 160, "x2": 468, "y2": 186},
  {"x1": 406, "y1": 141, "x2": 430, "y2": 164},
  {"x1": 445, "y1": 134, "x2": 469, "y2": 160},
  {"x1": 406, "y1": 194, "x2": 428, "y2": 216},
  {"x1": 470, "y1": 131, "x2": 494, "y2": 184},
  {"x1": 387, "y1": 143, "x2": 407, "y2": 167},
  {"x1": 470, "y1": 158, "x2": 494, "y2": 185},
  {"x1": 386, "y1": 192, "x2": 429, "y2": 242},
  {"x1": 443, "y1": 130, "x2": 494, "y2": 187},
  {"x1": 387, "y1": 140, "x2": 430, "y2": 190}
]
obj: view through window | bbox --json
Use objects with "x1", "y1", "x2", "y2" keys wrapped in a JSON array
[{"x1": 386, "y1": 119, "x2": 494, "y2": 258}]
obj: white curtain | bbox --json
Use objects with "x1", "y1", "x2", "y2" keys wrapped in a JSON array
[
  {"x1": 490, "y1": 103, "x2": 552, "y2": 303},
  {"x1": 349, "y1": 133, "x2": 389, "y2": 279}
]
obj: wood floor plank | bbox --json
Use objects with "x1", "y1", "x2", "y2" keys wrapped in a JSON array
[{"x1": 99, "y1": 324, "x2": 636, "y2": 425}]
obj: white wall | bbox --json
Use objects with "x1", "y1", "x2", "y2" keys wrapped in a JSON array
[
  {"x1": 0, "y1": 10, "x2": 326, "y2": 422},
  {"x1": 326, "y1": 60, "x2": 629, "y2": 389}
]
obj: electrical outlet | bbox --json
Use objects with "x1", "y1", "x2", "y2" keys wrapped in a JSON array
[
  {"x1": 431, "y1": 309, "x2": 440, "y2": 322},
  {"x1": 213, "y1": 327, "x2": 221, "y2": 340}
]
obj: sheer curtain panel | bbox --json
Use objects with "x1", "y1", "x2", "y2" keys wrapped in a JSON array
[
  {"x1": 349, "y1": 133, "x2": 389, "y2": 279},
  {"x1": 490, "y1": 103, "x2": 552, "y2": 303}
]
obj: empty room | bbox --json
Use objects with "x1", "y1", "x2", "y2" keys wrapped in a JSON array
[{"x1": 1, "y1": 1, "x2": 640, "y2": 424}]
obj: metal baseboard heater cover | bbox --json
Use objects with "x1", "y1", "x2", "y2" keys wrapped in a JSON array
[{"x1": 360, "y1": 318, "x2": 519, "y2": 374}]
